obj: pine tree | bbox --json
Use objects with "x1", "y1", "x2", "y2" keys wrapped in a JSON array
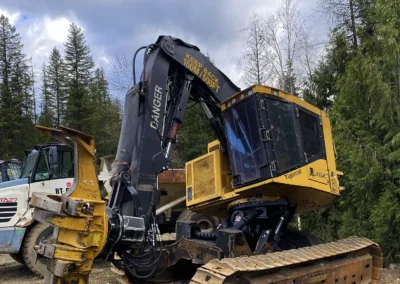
[
  {"x1": 305, "y1": 0, "x2": 400, "y2": 264},
  {"x1": 38, "y1": 64, "x2": 55, "y2": 127},
  {"x1": 91, "y1": 68, "x2": 108, "y2": 104},
  {"x1": 0, "y1": 15, "x2": 36, "y2": 159},
  {"x1": 176, "y1": 103, "x2": 215, "y2": 164},
  {"x1": 85, "y1": 67, "x2": 122, "y2": 159},
  {"x1": 46, "y1": 47, "x2": 66, "y2": 126},
  {"x1": 63, "y1": 23, "x2": 94, "y2": 132},
  {"x1": 318, "y1": 0, "x2": 375, "y2": 50},
  {"x1": 302, "y1": 31, "x2": 351, "y2": 111}
]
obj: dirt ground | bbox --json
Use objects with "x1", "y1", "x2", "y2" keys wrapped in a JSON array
[
  {"x1": 1, "y1": 254, "x2": 399, "y2": 283},
  {"x1": 0, "y1": 254, "x2": 118, "y2": 284}
]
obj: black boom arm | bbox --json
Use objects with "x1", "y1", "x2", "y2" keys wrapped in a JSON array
[
  {"x1": 108, "y1": 36, "x2": 239, "y2": 216},
  {"x1": 105, "y1": 37, "x2": 240, "y2": 269}
]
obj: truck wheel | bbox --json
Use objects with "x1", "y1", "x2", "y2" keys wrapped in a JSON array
[{"x1": 21, "y1": 222, "x2": 53, "y2": 277}]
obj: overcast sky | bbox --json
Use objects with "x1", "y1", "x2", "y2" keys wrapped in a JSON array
[{"x1": 0, "y1": 0, "x2": 329, "y2": 102}]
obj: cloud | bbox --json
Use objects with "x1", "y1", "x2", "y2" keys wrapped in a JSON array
[
  {"x1": 44, "y1": 17, "x2": 70, "y2": 43},
  {"x1": 0, "y1": 0, "x2": 328, "y2": 100},
  {"x1": 0, "y1": 8, "x2": 20, "y2": 24},
  {"x1": 20, "y1": 15, "x2": 72, "y2": 75}
]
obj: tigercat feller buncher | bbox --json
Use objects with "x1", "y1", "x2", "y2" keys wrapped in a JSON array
[{"x1": 29, "y1": 36, "x2": 382, "y2": 284}]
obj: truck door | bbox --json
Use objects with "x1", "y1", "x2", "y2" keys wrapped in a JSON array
[
  {"x1": 28, "y1": 149, "x2": 51, "y2": 196},
  {"x1": 48, "y1": 148, "x2": 74, "y2": 195}
]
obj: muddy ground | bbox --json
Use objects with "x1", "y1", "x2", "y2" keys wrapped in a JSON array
[{"x1": 0, "y1": 254, "x2": 399, "y2": 283}]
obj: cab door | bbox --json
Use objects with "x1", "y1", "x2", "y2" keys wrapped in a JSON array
[
  {"x1": 48, "y1": 148, "x2": 74, "y2": 195},
  {"x1": 28, "y1": 149, "x2": 51, "y2": 196}
]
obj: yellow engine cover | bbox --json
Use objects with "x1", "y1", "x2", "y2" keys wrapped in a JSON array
[{"x1": 186, "y1": 143, "x2": 234, "y2": 207}]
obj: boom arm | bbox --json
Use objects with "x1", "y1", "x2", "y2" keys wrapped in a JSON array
[{"x1": 107, "y1": 36, "x2": 240, "y2": 235}]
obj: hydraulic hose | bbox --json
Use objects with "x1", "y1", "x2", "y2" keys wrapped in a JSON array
[
  {"x1": 193, "y1": 211, "x2": 262, "y2": 240},
  {"x1": 132, "y1": 46, "x2": 147, "y2": 85}
]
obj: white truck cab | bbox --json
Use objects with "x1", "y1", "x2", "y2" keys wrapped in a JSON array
[{"x1": 0, "y1": 143, "x2": 74, "y2": 276}]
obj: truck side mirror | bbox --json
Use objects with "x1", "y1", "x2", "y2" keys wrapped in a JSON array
[{"x1": 48, "y1": 146, "x2": 59, "y2": 175}]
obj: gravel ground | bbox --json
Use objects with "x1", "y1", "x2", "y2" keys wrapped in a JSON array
[
  {"x1": 0, "y1": 254, "x2": 118, "y2": 284},
  {"x1": 0, "y1": 254, "x2": 398, "y2": 283}
]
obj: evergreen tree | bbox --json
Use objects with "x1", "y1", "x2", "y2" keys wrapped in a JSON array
[
  {"x1": 302, "y1": 31, "x2": 351, "y2": 111},
  {"x1": 333, "y1": 0, "x2": 400, "y2": 263},
  {"x1": 302, "y1": 0, "x2": 400, "y2": 264},
  {"x1": 46, "y1": 47, "x2": 66, "y2": 126},
  {"x1": 319, "y1": 0, "x2": 375, "y2": 50},
  {"x1": 0, "y1": 15, "x2": 36, "y2": 159},
  {"x1": 88, "y1": 67, "x2": 121, "y2": 157},
  {"x1": 176, "y1": 103, "x2": 215, "y2": 165},
  {"x1": 63, "y1": 23, "x2": 94, "y2": 132},
  {"x1": 38, "y1": 64, "x2": 55, "y2": 127}
]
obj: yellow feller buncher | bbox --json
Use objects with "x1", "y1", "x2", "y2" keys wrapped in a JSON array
[{"x1": 30, "y1": 36, "x2": 382, "y2": 283}]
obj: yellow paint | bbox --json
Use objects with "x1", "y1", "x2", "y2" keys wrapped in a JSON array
[
  {"x1": 34, "y1": 125, "x2": 108, "y2": 282},
  {"x1": 186, "y1": 147, "x2": 234, "y2": 207},
  {"x1": 187, "y1": 85, "x2": 343, "y2": 214}
]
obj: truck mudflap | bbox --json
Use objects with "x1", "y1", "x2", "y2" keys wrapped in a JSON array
[{"x1": 190, "y1": 237, "x2": 383, "y2": 284}]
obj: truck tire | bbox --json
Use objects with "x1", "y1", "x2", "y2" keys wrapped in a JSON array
[{"x1": 21, "y1": 222, "x2": 53, "y2": 277}]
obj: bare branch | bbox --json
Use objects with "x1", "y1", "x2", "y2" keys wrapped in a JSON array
[{"x1": 108, "y1": 54, "x2": 132, "y2": 95}]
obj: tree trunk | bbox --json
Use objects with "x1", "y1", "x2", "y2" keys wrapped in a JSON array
[{"x1": 349, "y1": 0, "x2": 358, "y2": 50}]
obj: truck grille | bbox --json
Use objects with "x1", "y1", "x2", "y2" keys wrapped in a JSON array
[{"x1": 0, "y1": 202, "x2": 17, "y2": 223}]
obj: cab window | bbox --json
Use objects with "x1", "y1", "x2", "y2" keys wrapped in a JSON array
[
  {"x1": 34, "y1": 150, "x2": 50, "y2": 181},
  {"x1": 50, "y1": 149, "x2": 73, "y2": 179},
  {"x1": 59, "y1": 150, "x2": 74, "y2": 178}
]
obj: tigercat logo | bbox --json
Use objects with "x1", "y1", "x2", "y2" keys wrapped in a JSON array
[{"x1": 284, "y1": 169, "x2": 302, "y2": 180}]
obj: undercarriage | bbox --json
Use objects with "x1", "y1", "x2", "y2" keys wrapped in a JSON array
[{"x1": 109, "y1": 200, "x2": 382, "y2": 284}]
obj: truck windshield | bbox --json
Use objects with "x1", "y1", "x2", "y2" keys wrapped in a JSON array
[{"x1": 20, "y1": 151, "x2": 39, "y2": 178}]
